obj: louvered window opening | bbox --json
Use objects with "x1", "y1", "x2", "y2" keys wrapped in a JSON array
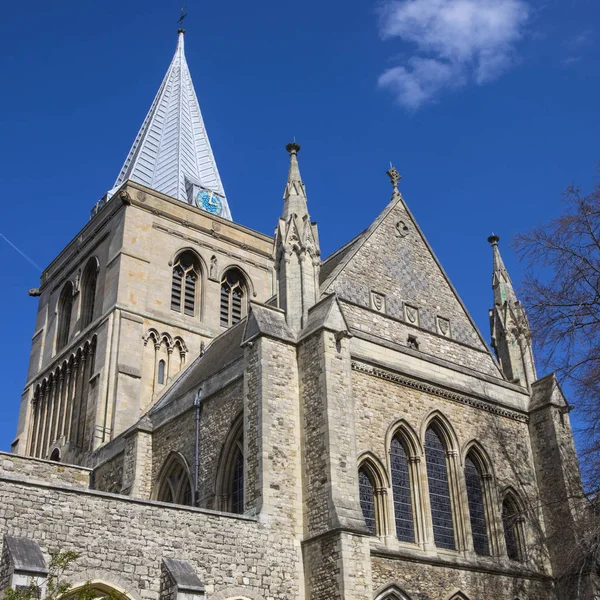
[
  {"x1": 391, "y1": 437, "x2": 415, "y2": 543},
  {"x1": 465, "y1": 456, "x2": 489, "y2": 555},
  {"x1": 425, "y1": 428, "x2": 455, "y2": 550},
  {"x1": 232, "y1": 449, "x2": 244, "y2": 514},
  {"x1": 171, "y1": 253, "x2": 198, "y2": 316},
  {"x1": 57, "y1": 284, "x2": 73, "y2": 351},
  {"x1": 503, "y1": 499, "x2": 521, "y2": 561},
  {"x1": 220, "y1": 270, "x2": 246, "y2": 327},
  {"x1": 359, "y1": 469, "x2": 376, "y2": 535},
  {"x1": 81, "y1": 264, "x2": 97, "y2": 329}
]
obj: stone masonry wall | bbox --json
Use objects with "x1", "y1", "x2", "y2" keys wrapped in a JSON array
[
  {"x1": 0, "y1": 452, "x2": 90, "y2": 488},
  {"x1": 371, "y1": 555, "x2": 554, "y2": 599},
  {"x1": 151, "y1": 380, "x2": 243, "y2": 507},
  {"x1": 351, "y1": 365, "x2": 550, "y2": 574},
  {"x1": 0, "y1": 468, "x2": 301, "y2": 600},
  {"x1": 341, "y1": 301, "x2": 499, "y2": 379}
]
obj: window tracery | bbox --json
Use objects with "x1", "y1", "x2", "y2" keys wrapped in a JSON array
[
  {"x1": 502, "y1": 493, "x2": 525, "y2": 561},
  {"x1": 220, "y1": 268, "x2": 247, "y2": 327},
  {"x1": 171, "y1": 251, "x2": 200, "y2": 316},
  {"x1": 156, "y1": 453, "x2": 193, "y2": 506},
  {"x1": 390, "y1": 436, "x2": 415, "y2": 543},
  {"x1": 359, "y1": 468, "x2": 377, "y2": 535},
  {"x1": 465, "y1": 453, "x2": 489, "y2": 556},
  {"x1": 425, "y1": 426, "x2": 455, "y2": 550}
]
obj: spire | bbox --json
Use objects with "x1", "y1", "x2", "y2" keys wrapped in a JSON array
[
  {"x1": 488, "y1": 234, "x2": 517, "y2": 306},
  {"x1": 282, "y1": 142, "x2": 309, "y2": 221},
  {"x1": 109, "y1": 30, "x2": 232, "y2": 220},
  {"x1": 487, "y1": 235, "x2": 536, "y2": 388},
  {"x1": 275, "y1": 143, "x2": 320, "y2": 331}
]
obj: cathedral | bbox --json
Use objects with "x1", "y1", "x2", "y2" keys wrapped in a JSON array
[{"x1": 0, "y1": 28, "x2": 589, "y2": 600}]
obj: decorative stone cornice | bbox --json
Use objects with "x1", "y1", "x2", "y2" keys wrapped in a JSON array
[{"x1": 351, "y1": 360, "x2": 528, "y2": 423}]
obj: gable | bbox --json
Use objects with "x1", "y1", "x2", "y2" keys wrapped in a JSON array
[{"x1": 321, "y1": 194, "x2": 500, "y2": 376}]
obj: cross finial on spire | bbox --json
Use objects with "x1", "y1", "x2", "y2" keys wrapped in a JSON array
[
  {"x1": 177, "y1": 3, "x2": 187, "y2": 33},
  {"x1": 386, "y1": 164, "x2": 401, "y2": 191}
]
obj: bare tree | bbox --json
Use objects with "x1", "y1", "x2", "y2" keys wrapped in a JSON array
[
  {"x1": 514, "y1": 175, "x2": 600, "y2": 598},
  {"x1": 514, "y1": 175, "x2": 600, "y2": 487}
]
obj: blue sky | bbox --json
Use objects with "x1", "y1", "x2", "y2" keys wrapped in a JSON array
[{"x1": 0, "y1": 0, "x2": 598, "y2": 452}]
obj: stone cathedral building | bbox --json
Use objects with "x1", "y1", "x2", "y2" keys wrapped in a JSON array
[{"x1": 0, "y1": 28, "x2": 589, "y2": 600}]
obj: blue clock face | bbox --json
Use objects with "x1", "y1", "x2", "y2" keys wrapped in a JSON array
[{"x1": 196, "y1": 190, "x2": 223, "y2": 216}]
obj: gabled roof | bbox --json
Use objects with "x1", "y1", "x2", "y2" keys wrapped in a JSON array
[
  {"x1": 110, "y1": 30, "x2": 231, "y2": 220},
  {"x1": 320, "y1": 189, "x2": 502, "y2": 375}
]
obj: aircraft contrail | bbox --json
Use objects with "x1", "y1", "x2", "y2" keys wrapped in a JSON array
[{"x1": 0, "y1": 233, "x2": 42, "y2": 271}]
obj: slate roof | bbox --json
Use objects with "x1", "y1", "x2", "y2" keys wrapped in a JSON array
[{"x1": 110, "y1": 30, "x2": 231, "y2": 219}]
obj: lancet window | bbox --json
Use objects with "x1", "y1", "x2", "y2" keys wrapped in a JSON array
[
  {"x1": 390, "y1": 436, "x2": 415, "y2": 543},
  {"x1": 465, "y1": 453, "x2": 490, "y2": 556},
  {"x1": 81, "y1": 258, "x2": 99, "y2": 329},
  {"x1": 358, "y1": 468, "x2": 377, "y2": 535},
  {"x1": 156, "y1": 453, "x2": 193, "y2": 506},
  {"x1": 57, "y1": 282, "x2": 74, "y2": 352},
  {"x1": 220, "y1": 268, "x2": 247, "y2": 327},
  {"x1": 171, "y1": 251, "x2": 200, "y2": 316},
  {"x1": 502, "y1": 494, "x2": 525, "y2": 561},
  {"x1": 217, "y1": 419, "x2": 245, "y2": 514},
  {"x1": 424, "y1": 426, "x2": 455, "y2": 550}
]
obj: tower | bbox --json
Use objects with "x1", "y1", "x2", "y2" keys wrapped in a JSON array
[
  {"x1": 488, "y1": 234, "x2": 537, "y2": 388},
  {"x1": 12, "y1": 30, "x2": 274, "y2": 464},
  {"x1": 274, "y1": 143, "x2": 321, "y2": 331}
]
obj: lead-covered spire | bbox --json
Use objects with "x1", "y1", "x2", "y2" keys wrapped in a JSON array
[
  {"x1": 108, "y1": 29, "x2": 231, "y2": 220},
  {"x1": 488, "y1": 235, "x2": 536, "y2": 388}
]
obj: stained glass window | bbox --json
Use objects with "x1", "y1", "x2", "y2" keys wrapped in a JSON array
[
  {"x1": 391, "y1": 437, "x2": 415, "y2": 543},
  {"x1": 465, "y1": 455, "x2": 489, "y2": 555},
  {"x1": 425, "y1": 427, "x2": 455, "y2": 550},
  {"x1": 503, "y1": 497, "x2": 522, "y2": 561},
  {"x1": 359, "y1": 469, "x2": 376, "y2": 535},
  {"x1": 231, "y1": 449, "x2": 244, "y2": 514}
]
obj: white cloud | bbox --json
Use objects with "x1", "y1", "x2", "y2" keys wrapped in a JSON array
[{"x1": 377, "y1": 0, "x2": 530, "y2": 109}]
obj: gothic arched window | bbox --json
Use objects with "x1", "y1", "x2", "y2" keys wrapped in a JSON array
[
  {"x1": 81, "y1": 258, "x2": 99, "y2": 328},
  {"x1": 171, "y1": 251, "x2": 200, "y2": 316},
  {"x1": 390, "y1": 436, "x2": 415, "y2": 543},
  {"x1": 465, "y1": 454, "x2": 489, "y2": 555},
  {"x1": 156, "y1": 453, "x2": 193, "y2": 506},
  {"x1": 57, "y1": 282, "x2": 74, "y2": 352},
  {"x1": 502, "y1": 494, "x2": 525, "y2": 561},
  {"x1": 220, "y1": 268, "x2": 247, "y2": 327},
  {"x1": 217, "y1": 418, "x2": 245, "y2": 514},
  {"x1": 157, "y1": 360, "x2": 166, "y2": 385},
  {"x1": 359, "y1": 468, "x2": 377, "y2": 535},
  {"x1": 425, "y1": 426, "x2": 455, "y2": 550}
]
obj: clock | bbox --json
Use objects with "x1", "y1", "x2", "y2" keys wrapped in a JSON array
[{"x1": 196, "y1": 190, "x2": 223, "y2": 216}]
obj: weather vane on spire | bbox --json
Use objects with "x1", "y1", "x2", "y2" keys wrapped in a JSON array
[{"x1": 177, "y1": 3, "x2": 187, "y2": 29}]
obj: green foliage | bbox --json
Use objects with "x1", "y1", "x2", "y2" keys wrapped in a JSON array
[{"x1": 2, "y1": 552, "x2": 121, "y2": 600}]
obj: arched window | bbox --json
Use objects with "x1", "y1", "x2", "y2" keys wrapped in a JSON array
[
  {"x1": 171, "y1": 251, "x2": 200, "y2": 316},
  {"x1": 157, "y1": 360, "x2": 166, "y2": 385},
  {"x1": 156, "y1": 453, "x2": 193, "y2": 506},
  {"x1": 502, "y1": 494, "x2": 525, "y2": 561},
  {"x1": 81, "y1": 259, "x2": 98, "y2": 328},
  {"x1": 374, "y1": 584, "x2": 413, "y2": 600},
  {"x1": 57, "y1": 282, "x2": 74, "y2": 351},
  {"x1": 220, "y1": 268, "x2": 247, "y2": 327},
  {"x1": 358, "y1": 468, "x2": 377, "y2": 535},
  {"x1": 390, "y1": 436, "x2": 415, "y2": 543},
  {"x1": 49, "y1": 448, "x2": 60, "y2": 462},
  {"x1": 425, "y1": 426, "x2": 455, "y2": 550},
  {"x1": 465, "y1": 453, "x2": 489, "y2": 556},
  {"x1": 216, "y1": 418, "x2": 245, "y2": 514}
]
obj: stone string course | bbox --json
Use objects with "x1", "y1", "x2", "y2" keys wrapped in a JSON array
[{"x1": 351, "y1": 360, "x2": 528, "y2": 423}]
